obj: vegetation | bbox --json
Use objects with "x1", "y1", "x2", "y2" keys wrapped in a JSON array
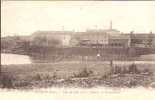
[
  {"x1": 0, "y1": 72, "x2": 14, "y2": 88},
  {"x1": 72, "y1": 67, "x2": 94, "y2": 78},
  {"x1": 31, "y1": 36, "x2": 61, "y2": 47},
  {"x1": 148, "y1": 32, "x2": 153, "y2": 47},
  {"x1": 0, "y1": 62, "x2": 155, "y2": 89},
  {"x1": 1, "y1": 35, "x2": 61, "y2": 55},
  {"x1": 1, "y1": 36, "x2": 30, "y2": 54}
]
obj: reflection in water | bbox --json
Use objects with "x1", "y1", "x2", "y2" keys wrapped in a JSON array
[
  {"x1": 1, "y1": 53, "x2": 155, "y2": 65},
  {"x1": 138, "y1": 54, "x2": 155, "y2": 60},
  {"x1": 29, "y1": 54, "x2": 57, "y2": 63}
]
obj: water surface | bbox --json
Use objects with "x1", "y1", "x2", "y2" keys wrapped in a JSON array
[
  {"x1": 1, "y1": 53, "x2": 31, "y2": 65},
  {"x1": 1, "y1": 53, "x2": 155, "y2": 65}
]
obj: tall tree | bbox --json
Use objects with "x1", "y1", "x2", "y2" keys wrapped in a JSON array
[{"x1": 148, "y1": 32, "x2": 153, "y2": 47}]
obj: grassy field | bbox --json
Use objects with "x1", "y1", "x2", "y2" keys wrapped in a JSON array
[
  {"x1": 2, "y1": 61, "x2": 111, "y2": 78},
  {"x1": 1, "y1": 61, "x2": 155, "y2": 89}
]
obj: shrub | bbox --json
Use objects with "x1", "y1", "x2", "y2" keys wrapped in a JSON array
[
  {"x1": 31, "y1": 72, "x2": 59, "y2": 81},
  {"x1": 73, "y1": 67, "x2": 93, "y2": 78},
  {"x1": 52, "y1": 71, "x2": 58, "y2": 79},
  {"x1": 113, "y1": 66, "x2": 122, "y2": 74},
  {"x1": 128, "y1": 79, "x2": 137, "y2": 87},
  {"x1": 121, "y1": 67, "x2": 129, "y2": 74},
  {"x1": 0, "y1": 73, "x2": 14, "y2": 88},
  {"x1": 128, "y1": 63, "x2": 139, "y2": 74},
  {"x1": 142, "y1": 68, "x2": 153, "y2": 76},
  {"x1": 32, "y1": 73, "x2": 42, "y2": 81},
  {"x1": 101, "y1": 74, "x2": 109, "y2": 79},
  {"x1": 14, "y1": 80, "x2": 30, "y2": 88},
  {"x1": 109, "y1": 63, "x2": 141, "y2": 75}
]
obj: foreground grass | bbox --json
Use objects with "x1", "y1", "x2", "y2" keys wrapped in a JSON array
[
  {"x1": 2, "y1": 62, "x2": 111, "y2": 78},
  {"x1": 1, "y1": 61, "x2": 155, "y2": 89}
]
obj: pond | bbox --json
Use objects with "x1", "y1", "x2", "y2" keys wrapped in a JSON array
[
  {"x1": 1, "y1": 53, "x2": 155, "y2": 65},
  {"x1": 1, "y1": 53, "x2": 31, "y2": 65}
]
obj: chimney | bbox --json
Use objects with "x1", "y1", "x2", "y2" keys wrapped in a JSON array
[
  {"x1": 110, "y1": 20, "x2": 112, "y2": 30},
  {"x1": 150, "y1": 31, "x2": 152, "y2": 34},
  {"x1": 130, "y1": 31, "x2": 134, "y2": 34}
]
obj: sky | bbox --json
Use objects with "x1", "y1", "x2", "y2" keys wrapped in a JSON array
[{"x1": 1, "y1": 1, "x2": 155, "y2": 37}]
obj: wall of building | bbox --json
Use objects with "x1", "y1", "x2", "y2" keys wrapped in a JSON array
[
  {"x1": 30, "y1": 30, "x2": 155, "y2": 48},
  {"x1": 71, "y1": 31, "x2": 109, "y2": 46}
]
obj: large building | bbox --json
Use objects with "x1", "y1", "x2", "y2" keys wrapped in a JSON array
[
  {"x1": 71, "y1": 30, "x2": 109, "y2": 46},
  {"x1": 30, "y1": 26, "x2": 155, "y2": 48},
  {"x1": 30, "y1": 28, "x2": 122, "y2": 47},
  {"x1": 123, "y1": 32, "x2": 155, "y2": 47},
  {"x1": 70, "y1": 27, "x2": 122, "y2": 46},
  {"x1": 108, "y1": 34, "x2": 130, "y2": 47}
]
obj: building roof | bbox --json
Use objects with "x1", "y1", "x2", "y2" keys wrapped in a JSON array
[
  {"x1": 123, "y1": 33, "x2": 155, "y2": 39},
  {"x1": 86, "y1": 29, "x2": 120, "y2": 33},
  {"x1": 31, "y1": 28, "x2": 121, "y2": 37},
  {"x1": 109, "y1": 34, "x2": 130, "y2": 39},
  {"x1": 31, "y1": 30, "x2": 75, "y2": 37}
]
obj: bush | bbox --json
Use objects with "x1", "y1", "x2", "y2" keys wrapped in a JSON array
[
  {"x1": 31, "y1": 73, "x2": 42, "y2": 81},
  {"x1": 73, "y1": 68, "x2": 93, "y2": 78},
  {"x1": 31, "y1": 72, "x2": 59, "y2": 81},
  {"x1": 14, "y1": 80, "x2": 30, "y2": 88},
  {"x1": 128, "y1": 63, "x2": 139, "y2": 74},
  {"x1": 121, "y1": 67, "x2": 129, "y2": 74},
  {"x1": 142, "y1": 68, "x2": 154, "y2": 76},
  {"x1": 0, "y1": 73, "x2": 14, "y2": 88},
  {"x1": 113, "y1": 66, "x2": 122, "y2": 74},
  {"x1": 109, "y1": 63, "x2": 141, "y2": 75},
  {"x1": 52, "y1": 71, "x2": 58, "y2": 79},
  {"x1": 101, "y1": 74, "x2": 109, "y2": 79}
]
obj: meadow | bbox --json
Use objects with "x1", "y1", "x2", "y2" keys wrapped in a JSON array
[{"x1": 1, "y1": 61, "x2": 155, "y2": 89}]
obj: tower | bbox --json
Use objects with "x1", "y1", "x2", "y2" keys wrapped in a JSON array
[{"x1": 110, "y1": 20, "x2": 112, "y2": 30}]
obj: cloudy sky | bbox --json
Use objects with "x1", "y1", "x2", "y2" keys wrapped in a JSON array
[{"x1": 1, "y1": 1, "x2": 155, "y2": 36}]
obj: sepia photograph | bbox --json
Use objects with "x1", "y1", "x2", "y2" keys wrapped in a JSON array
[{"x1": 1, "y1": 0, "x2": 155, "y2": 99}]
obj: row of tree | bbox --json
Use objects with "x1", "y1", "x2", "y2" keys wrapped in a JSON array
[{"x1": 1, "y1": 36, "x2": 62, "y2": 54}]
